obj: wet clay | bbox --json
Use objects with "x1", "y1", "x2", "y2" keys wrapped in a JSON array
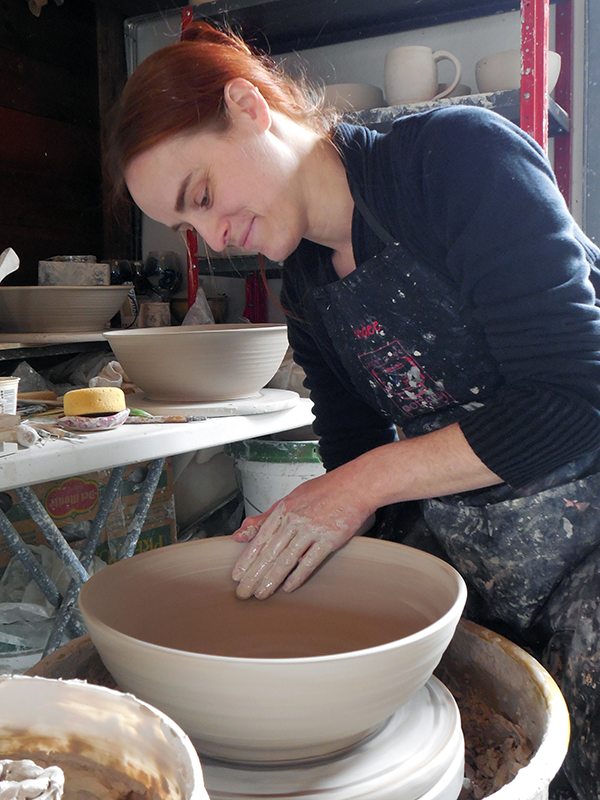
[
  {"x1": 115, "y1": 579, "x2": 430, "y2": 658},
  {"x1": 1, "y1": 750, "x2": 155, "y2": 800}
]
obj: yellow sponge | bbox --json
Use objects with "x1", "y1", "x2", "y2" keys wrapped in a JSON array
[{"x1": 63, "y1": 387, "x2": 126, "y2": 417}]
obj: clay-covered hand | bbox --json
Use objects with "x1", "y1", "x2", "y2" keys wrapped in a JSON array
[{"x1": 231, "y1": 472, "x2": 373, "y2": 600}]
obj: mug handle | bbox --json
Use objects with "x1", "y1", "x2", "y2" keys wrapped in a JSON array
[{"x1": 431, "y1": 51, "x2": 462, "y2": 100}]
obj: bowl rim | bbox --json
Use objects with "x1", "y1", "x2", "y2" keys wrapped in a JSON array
[
  {"x1": 0, "y1": 285, "x2": 129, "y2": 292},
  {"x1": 79, "y1": 538, "x2": 467, "y2": 666},
  {"x1": 103, "y1": 323, "x2": 288, "y2": 339}
]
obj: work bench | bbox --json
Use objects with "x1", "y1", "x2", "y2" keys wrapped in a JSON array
[{"x1": 0, "y1": 354, "x2": 315, "y2": 658}]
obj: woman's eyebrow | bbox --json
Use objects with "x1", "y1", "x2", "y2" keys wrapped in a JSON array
[{"x1": 175, "y1": 174, "x2": 192, "y2": 213}]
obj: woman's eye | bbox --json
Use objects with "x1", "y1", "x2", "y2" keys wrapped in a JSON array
[{"x1": 197, "y1": 189, "x2": 210, "y2": 209}]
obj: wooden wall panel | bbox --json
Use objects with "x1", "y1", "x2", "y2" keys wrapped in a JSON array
[
  {"x1": 96, "y1": 2, "x2": 135, "y2": 261},
  {"x1": 0, "y1": 0, "x2": 103, "y2": 286},
  {"x1": 0, "y1": 0, "x2": 98, "y2": 77},
  {"x1": 0, "y1": 49, "x2": 98, "y2": 128},
  {"x1": 0, "y1": 107, "x2": 100, "y2": 179},
  {"x1": 0, "y1": 223, "x2": 103, "y2": 273}
]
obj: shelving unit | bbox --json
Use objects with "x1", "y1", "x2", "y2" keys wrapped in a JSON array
[
  {"x1": 178, "y1": 0, "x2": 566, "y2": 147},
  {"x1": 174, "y1": 0, "x2": 571, "y2": 288}
]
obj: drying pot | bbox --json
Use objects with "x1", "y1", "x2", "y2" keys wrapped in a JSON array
[{"x1": 103, "y1": 323, "x2": 289, "y2": 403}]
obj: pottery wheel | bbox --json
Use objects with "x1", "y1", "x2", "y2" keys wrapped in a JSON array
[
  {"x1": 125, "y1": 388, "x2": 299, "y2": 418},
  {"x1": 201, "y1": 677, "x2": 464, "y2": 800}
]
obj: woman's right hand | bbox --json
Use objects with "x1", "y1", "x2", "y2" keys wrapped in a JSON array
[
  {"x1": 231, "y1": 469, "x2": 374, "y2": 600},
  {"x1": 231, "y1": 423, "x2": 502, "y2": 600}
]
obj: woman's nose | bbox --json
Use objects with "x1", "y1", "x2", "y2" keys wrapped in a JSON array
[{"x1": 195, "y1": 217, "x2": 230, "y2": 254}]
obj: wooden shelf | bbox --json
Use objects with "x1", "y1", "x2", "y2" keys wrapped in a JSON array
[
  {"x1": 354, "y1": 89, "x2": 569, "y2": 138},
  {"x1": 99, "y1": 0, "x2": 563, "y2": 53}
]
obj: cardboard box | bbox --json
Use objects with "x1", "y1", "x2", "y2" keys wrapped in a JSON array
[{"x1": 0, "y1": 459, "x2": 175, "y2": 578}]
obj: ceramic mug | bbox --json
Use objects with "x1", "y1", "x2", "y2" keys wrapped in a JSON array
[
  {"x1": 475, "y1": 49, "x2": 562, "y2": 94},
  {"x1": 384, "y1": 45, "x2": 462, "y2": 105}
]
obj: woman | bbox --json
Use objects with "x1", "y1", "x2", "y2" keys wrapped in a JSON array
[{"x1": 110, "y1": 21, "x2": 600, "y2": 797}]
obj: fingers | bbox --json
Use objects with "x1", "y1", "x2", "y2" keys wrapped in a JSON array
[
  {"x1": 281, "y1": 539, "x2": 334, "y2": 594},
  {"x1": 246, "y1": 529, "x2": 318, "y2": 600},
  {"x1": 234, "y1": 526, "x2": 332, "y2": 601},
  {"x1": 232, "y1": 502, "x2": 287, "y2": 580},
  {"x1": 231, "y1": 507, "x2": 273, "y2": 543},
  {"x1": 231, "y1": 523, "x2": 258, "y2": 543},
  {"x1": 234, "y1": 513, "x2": 309, "y2": 600}
]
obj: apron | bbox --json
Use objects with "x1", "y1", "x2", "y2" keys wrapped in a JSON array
[{"x1": 310, "y1": 184, "x2": 600, "y2": 634}]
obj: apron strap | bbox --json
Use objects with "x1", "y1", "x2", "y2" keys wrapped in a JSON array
[{"x1": 350, "y1": 182, "x2": 396, "y2": 247}]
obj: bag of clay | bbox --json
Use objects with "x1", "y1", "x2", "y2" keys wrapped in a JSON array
[{"x1": 182, "y1": 284, "x2": 215, "y2": 325}]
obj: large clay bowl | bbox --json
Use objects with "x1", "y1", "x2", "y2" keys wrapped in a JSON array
[
  {"x1": 78, "y1": 537, "x2": 467, "y2": 763},
  {"x1": 103, "y1": 324, "x2": 288, "y2": 403},
  {"x1": 0, "y1": 285, "x2": 130, "y2": 333}
]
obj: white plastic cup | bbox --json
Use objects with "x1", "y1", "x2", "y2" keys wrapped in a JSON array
[{"x1": 0, "y1": 377, "x2": 20, "y2": 414}]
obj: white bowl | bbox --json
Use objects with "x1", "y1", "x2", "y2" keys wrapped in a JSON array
[
  {"x1": 103, "y1": 323, "x2": 288, "y2": 403},
  {"x1": 0, "y1": 285, "x2": 130, "y2": 333},
  {"x1": 0, "y1": 675, "x2": 208, "y2": 799},
  {"x1": 323, "y1": 83, "x2": 385, "y2": 112},
  {"x1": 78, "y1": 536, "x2": 467, "y2": 763},
  {"x1": 475, "y1": 49, "x2": 561, "y2": 93}
]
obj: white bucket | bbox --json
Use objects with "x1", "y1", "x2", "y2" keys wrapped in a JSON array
[
  {"x1": 0, "y1": 376, "x2": 19, "y2": 414},
  {"x1": 226, "y1": 439, "x2": 325, "y2": 516}
]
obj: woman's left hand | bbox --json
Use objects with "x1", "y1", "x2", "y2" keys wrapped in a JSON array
[{"x1": 231, "y1": 470, "x2": 373, "y2": 600}]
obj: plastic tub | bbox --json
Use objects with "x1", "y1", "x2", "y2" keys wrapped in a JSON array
[
  {"x1": 437, "y1": 620, "x2": 570, "y2": 800},
  {"x1": 225, "y1": 438, "x2": 325, "y2": 516},
  {"x1": 0, "y1": 674, "x2": 209, "y2": 799}
]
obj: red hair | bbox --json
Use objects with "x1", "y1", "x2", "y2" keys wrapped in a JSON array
[{"x1": 107, "y1": 20, "x2": 333, "y2": 205}]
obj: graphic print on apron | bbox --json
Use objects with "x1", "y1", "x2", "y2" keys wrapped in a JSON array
[{"x1": 359, "y1": 340, "x2": 457, "y2": 418}]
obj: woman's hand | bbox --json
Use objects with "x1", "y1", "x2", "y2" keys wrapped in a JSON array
[
  {"x1": 231, "y1": 424, "x2": 502, "y2": 600},
  {"x1": 231, "y1": 470, "x2": 374, "y2": 600}
]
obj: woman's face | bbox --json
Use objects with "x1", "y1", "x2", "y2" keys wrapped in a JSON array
[{"x1": 125, "y1": 82, "x2": 312, "y2": 263}]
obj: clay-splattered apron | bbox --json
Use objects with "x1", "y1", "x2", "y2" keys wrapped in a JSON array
[
  {"x1": 303, "y1": 184, "x2": 600, "y2": 793},
  {"x1": 310, "y1": 185, "x2": 600, "y2": 636}
]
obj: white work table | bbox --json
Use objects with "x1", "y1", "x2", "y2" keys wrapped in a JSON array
[{"x1": 0, "y1": 398, "x2": 315, "y2": 492}]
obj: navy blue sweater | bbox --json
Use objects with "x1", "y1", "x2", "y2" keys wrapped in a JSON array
[{"x1": 281, "y1": 106, "x2": 600, "y2": 489}]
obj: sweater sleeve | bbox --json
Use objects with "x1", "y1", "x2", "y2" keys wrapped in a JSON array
[{"x1": 387, "y1": 107, "x2": 600, "y2": 487}]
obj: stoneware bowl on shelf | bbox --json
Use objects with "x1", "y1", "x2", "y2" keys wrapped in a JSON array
[
  {"x1": 323, "y1": 83, "x2": 385, "y2": 112},
  {"x1": 78, "y1": 536, "x2": 467, "y2": 763},
  {"x1": 475, "y1": 49, "x2": 561, "y2": 94},
  {"x1": 103, "y1": 323, "x2": 289, "y2": 403},
  {"x1": 0, "y1": 285, "x2": 130, "y2": 333}
]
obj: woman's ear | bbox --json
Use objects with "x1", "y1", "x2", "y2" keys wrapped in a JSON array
[{"x1": 224, "y1": 78, "x2": 272, "y2": 131}]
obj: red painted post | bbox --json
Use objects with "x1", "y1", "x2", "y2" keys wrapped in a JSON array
[
  {"x1": 243, "y1": 258, "x2": 269, "y2": 323},
  {"x1": 554, "y1": 0, "x2": 573, "y2": 206},
  {"x1": 181, "y1": 5, "x2": 194, "y2": 30},
  {"x1": 520, "y1": 0, "x2": 550, "y2": 151}
]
